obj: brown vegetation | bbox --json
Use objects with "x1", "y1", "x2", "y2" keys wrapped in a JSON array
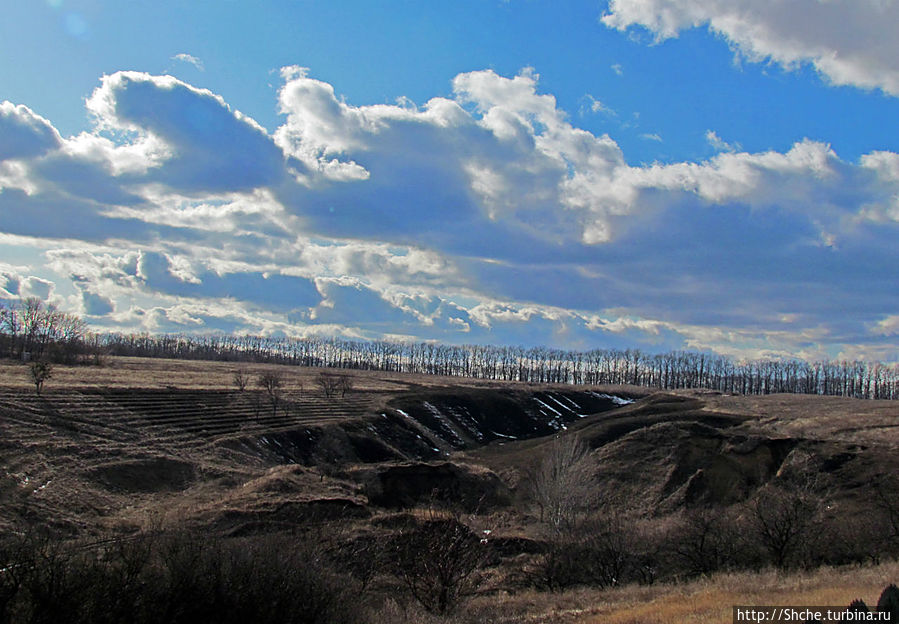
[{"x1": 0, "y1": 356, "x2": 897, "y2": 622}]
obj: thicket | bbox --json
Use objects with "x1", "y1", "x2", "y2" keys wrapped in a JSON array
[
  {"x1": 519, "y1": 436, "x2": 899, "y2": 593},
  {"x1": 0, "y1": 532, "x2": 365, "y2": 624},
  {"x1": 1, "y1": 487, "x2": 897, "y2": 622}
]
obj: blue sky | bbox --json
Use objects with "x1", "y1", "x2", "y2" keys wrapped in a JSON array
[{"x1": 1, "y1": 0, "x2": 898, "y2": 362}]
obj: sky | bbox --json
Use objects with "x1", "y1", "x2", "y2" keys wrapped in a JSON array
[{"x1": 1, "y1": 0, "x2": 898, "y2": 363}]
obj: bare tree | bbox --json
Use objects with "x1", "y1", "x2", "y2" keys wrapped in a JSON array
[
  {"x1": 232, "y1": 368, "x2": 249, "y2": 392},
  {"x1": 256, "y1": 371, "x2": 283, "y2": 416},
  {"x1": 673, "y1": 506, "x2": 742, "y2": 576},
  {"x1": 530, "y1": 434, "x2": 596, "y2": 530},
  {"x1": 748, "y1": 481, "x2": 825, "y2": 569},
  {"x1": 336, "y1": 374, "x2": 353, "y2": 397},
  {"x1": 316, "y1": 372, "x2": 341, "y2": 399},
  {"x1": 388, "y1": 516, "x2": 487, "y2": 614}
]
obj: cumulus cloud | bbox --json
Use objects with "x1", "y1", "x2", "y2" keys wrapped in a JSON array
[
  {"x1": 86, "y1": 72, "x2": 287, "y2": 192},
  {"x1": 0, "y1": 66, "x2": 898, "y2": 360},
  {"x1": 602, "y1": 0, "x2": 899, "y2": 96},
  {"x1": 0, "y1": 102, "x2": 62, "y2": 161},
  {"x1": 20, "y1": 276, "x2": 54, "y2": 300}
]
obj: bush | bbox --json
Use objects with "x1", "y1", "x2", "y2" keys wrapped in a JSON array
[
  {"x1": 0, "y1": 531, "x2": 365, "y2": 624},
  {"x1": 387, "y1": 517, "x2": 488, "y2": 614},
  {"x1": 671, "y1": 506, "x2": 744, "y2": 577}
]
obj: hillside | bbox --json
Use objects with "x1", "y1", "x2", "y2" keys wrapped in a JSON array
[
  {"x1": 467, "y1": 389, "x2": 899, "y2": 518},
  {"x1": 3, "y1": 357, "x2": 898, "y2": 534},
  {"x1": 0, "y1": 356, "x2": 638, "y2": 535},
  {"x1": 2, "y1": 357, "x2": 898, "y2": 623}
]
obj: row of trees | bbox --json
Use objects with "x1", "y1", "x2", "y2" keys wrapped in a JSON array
[
  {"x1": 98, "y1": 332, "x2": 899, "y2": 400},
  {"x1": 0, "y1": 298, "x2": 88, "y2": 364},
  {"x1": 1, "y1": 297, "x2": 897, "y2": 400}
]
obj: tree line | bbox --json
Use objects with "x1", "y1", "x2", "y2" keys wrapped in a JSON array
[
  {"x1": 0, "y1": 298, "x2": 89, "y2": 364},
  {"x1": 2, "y1": 297, "x2": 897, "y2": 399},
  {"x1": 94, "y1": 331, "x2": 899, "y2": 400}
]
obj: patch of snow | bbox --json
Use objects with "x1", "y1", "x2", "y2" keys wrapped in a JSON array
[
  {"x1": 547, "y1": 394, "x2": 574, "y2": 412},
  {"x1": 557, "y1": 394, "x2": 582, "y2": 410},
  {"x1": 589, "y1": 392, "x2": 635, "y2": 405},
  {"x1": 547, "y1": 393, "x2": 586, "y2": 417},
  {"x1": 533, "y1": 397, "x2": 562, "y2": 416},
  {"x1": 490, "y1": 431, "x2": 517, "y2": 440},
  {"x1": 422, "y1": 401, "x2": 466, "y2": 445}
]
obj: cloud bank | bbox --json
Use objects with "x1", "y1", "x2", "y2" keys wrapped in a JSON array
[{"x1": 0, "y1": 66, "x2": 897, "y2": 361}]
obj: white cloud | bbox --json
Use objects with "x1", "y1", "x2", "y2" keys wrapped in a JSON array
[
  {"x1": 20, "y1": 276, "x2": 54, "y2": 300},
  {"x1": 602, "y1": 0, "x2": 899, "y2": 96},
  {"x1": 581, "y1": 94, "x2": 615, "y2": 117},
  {"x1": 873, "y1": 315, "x2": 899, "y2": 337},
  {"x1": 640, "y1": 132, "x2": 662, "y2": 142},
  {"x1": 172, "y1": 53, "x2": 204, "y2": 71},
  {"x1": 705, "y1": 129, "x2": 740, "y2": 153},
  {"x1": 1, "y1": 67, "x2": 899, "y2": 360},
  {"x1": 0, "y1": 101, "x2": 62, "y2": 161},
  {"x1": 85, "y1": 71, "x2": 285, "y2": 192}
]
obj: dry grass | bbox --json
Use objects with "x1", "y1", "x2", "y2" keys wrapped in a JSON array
[
  {"x1": 698, "y1": 392, "x2": 899, "y2": 449},
  {"x1": 438, "y1": 561, "x2": 899, "y2": 623},
  {"x1": 579, "y1": 562, "x2": 899, "y2": 623},
  {"x1": 0, "y1": 356, "x2": 415, "y2": 392}
]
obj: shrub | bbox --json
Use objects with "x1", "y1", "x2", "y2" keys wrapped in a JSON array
[
  {"x1": 0, "y1": 531, "x2": 365, "y2": 624},
  {"x1": 29, "y1": 361, "x2": 53, "y2": 396},
  {"x1": 387, "y1": 517, "x2": 488, "y2": 614}
]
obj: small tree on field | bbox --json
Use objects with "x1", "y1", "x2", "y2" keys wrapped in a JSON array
[
  {"x1": 29, "y1": 361, "x2": 53, "y2": 396},
  {"x1": 316, "y1": 372, "x2": 352, "y2": 399},
  {"x1": 874, "y1": 476, "x2": 899, "y2": 547},
  {"x1": 256, "y1": 371, "x2": 283, "y2": 416},
  {"x1": 748, "y1": 479, "x2": 825, "y2": 569},
  {"x1": 232, "y1": 368, "x2": 249, "y2": 392},
  {"x1": 316, "y1": 372, "x2": 340, "y2": 399},
  {"x1": 673, "y1": 506, "x2": 742, "y2": 576},
  {"x1": 336, "y1": 374, "x2": 352, "y2": 397}
]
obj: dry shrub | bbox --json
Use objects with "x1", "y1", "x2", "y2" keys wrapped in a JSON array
[
  {"x1": 386, "y1": 515, "x2": 489, "y2": 615},
  {"x1": 0, "y1": 531, "x2": 365, "y2": 624}
]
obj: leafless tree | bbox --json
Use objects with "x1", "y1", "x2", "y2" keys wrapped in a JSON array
[
  {"x1": 388, "y1": 516, "x2": 487, "y2": 614},
  {"x1": 672, "y1": 506, "x2": 743, "y2": 576},
  {"x1": 336, "y1": 374, "x2": 353, "y2": 397},
  {"x1": 232, "y1": 368, "x2": 249, "y2": 392},
  {"x1": 256, "y1": 371, "x2": 283, "y2": 416},
  {"x1": 530, "y1": 434, "x2": 596, "y2": 530},
  {"x1": 874, "y1": 476, "x2": 899, "y2": 547},
  {"x1": 747, "y1": 480, "x2": 825, "y2": 569},
  {"x1": 316, "y1": 372, "x2": 342, "y2": 399}
]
